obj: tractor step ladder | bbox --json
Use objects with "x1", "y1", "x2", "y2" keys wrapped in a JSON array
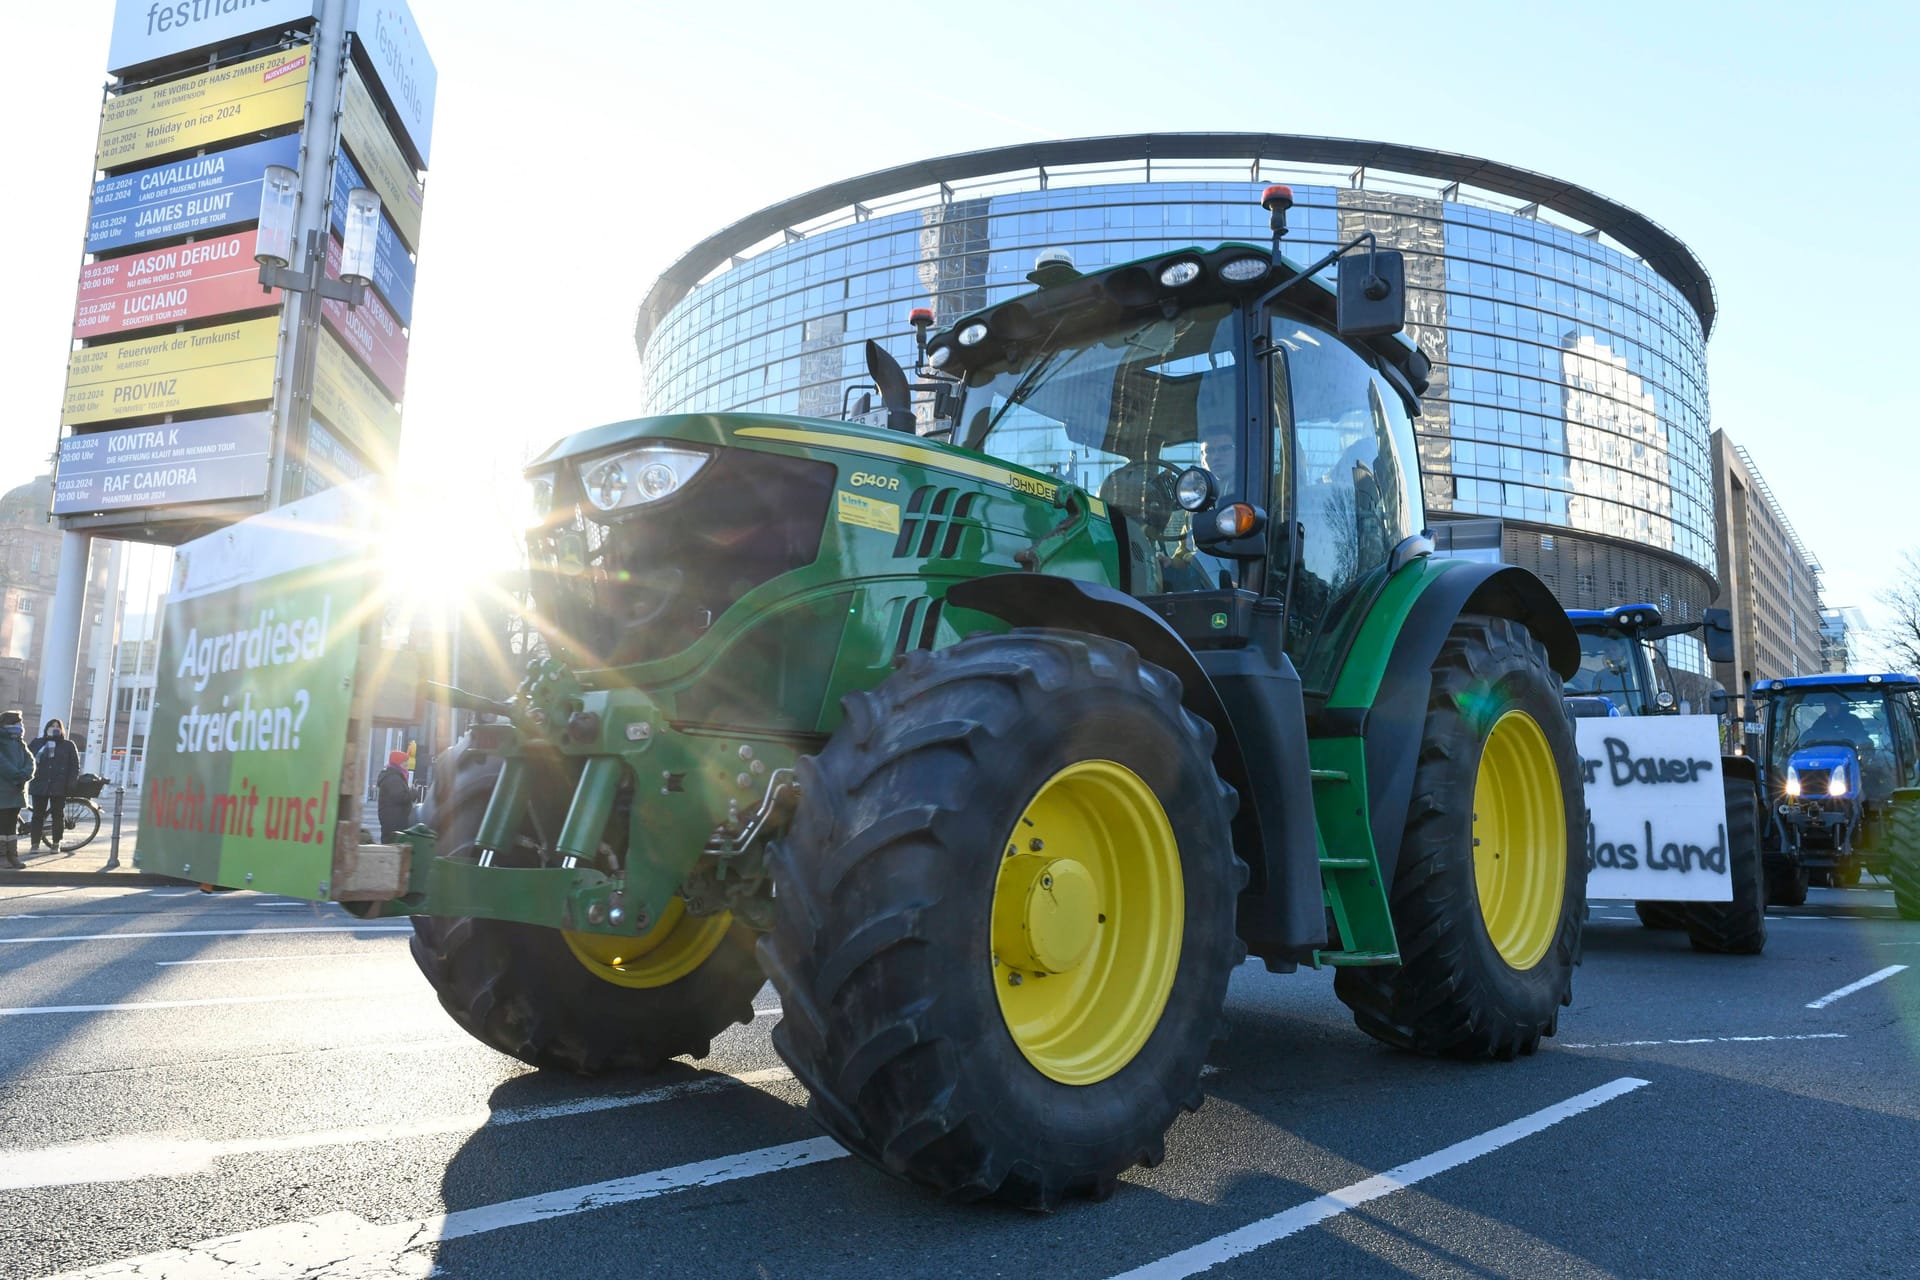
[{"x1": 1307, "y1": 738, "x2": 1399, "y2": 965}]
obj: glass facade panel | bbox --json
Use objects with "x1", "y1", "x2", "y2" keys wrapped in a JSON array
[{"x1": 640, "y1": 163, "x2": 1715, "y2": 673}]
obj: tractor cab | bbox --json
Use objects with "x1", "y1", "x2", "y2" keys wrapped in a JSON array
[
  {"x1": 919, "y1": 199, "x2": 1433, "y2": 694},
  {"x1": 1562, "y1": 602, "x2": 1735, "y2": 718},
  {"x1": 1756, "y1": 673, "x2": 1920, "y2": 882}
]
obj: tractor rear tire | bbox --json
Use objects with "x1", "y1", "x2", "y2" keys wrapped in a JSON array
[
  {"x1": 760, "y1": 630, "x2": 1243, "y2": 1210},
  {"x1": 1334, "y1": 616, "x2": 1585, "y2": 1060},
  {"x1": 1891, "y1": 790, "x2": 1920, "y2": 921},
  {"x1": 1634, "y1": 903, "x2": 1686, "y2": 930},
  {"x1": 1679, "y1": 774, "x2": 1767, "y2": 955},
  {"x1": 408, "y1": 738, "x2": 765, "y2": 1074}
]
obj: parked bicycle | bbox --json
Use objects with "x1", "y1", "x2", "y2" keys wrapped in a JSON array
[{"x1": 14, "y1": 773, "x2": 106, "y2": 854}]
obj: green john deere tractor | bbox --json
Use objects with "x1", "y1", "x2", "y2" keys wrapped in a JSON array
[{"x1": 390, "y1": 188, "x2": 1586, "y2": 1208}]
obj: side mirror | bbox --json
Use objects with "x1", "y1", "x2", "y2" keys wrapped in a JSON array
[
  {"x1": 1702, "y1": 607, "x2": 1736, "y2": 665},
  {"x1": 1709, "y1": 689, "x2": 1730, "y2": 716},
  {"x1": 1336, "y1": 249, "x2": 1406, "y2": 338}
]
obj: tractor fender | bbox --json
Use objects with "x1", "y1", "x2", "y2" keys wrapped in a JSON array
[
  {"x1": 1329, "y1": 561, "x2": 1579, "y2": 893},
  {"x1": 1722, "y1": 752, "x2": 1759, "y2": 787},
  {"x1": 943, "y1": 573, "x2": 1252, "y2": 805}
]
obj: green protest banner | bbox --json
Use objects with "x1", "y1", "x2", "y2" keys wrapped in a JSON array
[{"x1": 142, "y1": 487, "x2": 370, "y2": 895}]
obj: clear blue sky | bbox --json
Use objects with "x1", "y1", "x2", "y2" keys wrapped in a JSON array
[{"x1": 3, "y1": 0, "x2": 1914, "y2": 633}]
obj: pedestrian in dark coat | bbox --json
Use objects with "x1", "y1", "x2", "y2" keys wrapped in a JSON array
[
  {"x1": 28, "y1": 718, "x2": 81, "y2": 853},
  {"x1": 0, "y1": 710, "x2": 33, "y2": 869},
  {"x1": 377, "y1": 750, "x2": 413, "y2": 842}
]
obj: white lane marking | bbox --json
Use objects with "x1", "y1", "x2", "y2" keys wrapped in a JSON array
[
  {"x1": 1106, "y1": 1077, "x2": 1649, "y2": 1280},
  {"x1": 0, "y1": 1066, "x2": 795, "y2": 1191},
  {"x1": 0, "y1": 992, "x2": 367, "y2": 1018},
  {"x1": 1560, "y1": 1033, "x2": 1848, "y2": 1049},
  {"x1": 0, "y1": 924, "x2": 413, "y2": 944},
  {"x1": 50, "y1": 1137, "x2": 844, "y2": 1278},
  {"x1": 150, "y1": 890, "x2": 203, "y2": 898},
  {"x1": 753, "y1": 1004, "x2": 781, "y2": 1018},
  {"x1": 1807, "y1": 964, "x2": 1910, "y2": 1009},
  {"x1": 155, "y1": 953, "x2": 388, "y2": 966}
]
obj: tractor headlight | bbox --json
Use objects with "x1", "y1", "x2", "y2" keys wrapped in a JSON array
[
  {"x1": 1174, "y1": 466, "x2": 1217, "y2": 512},
  {"x1": 1828, "y1": 774, "x2": 1849, "y2": 798},
  {"x1": 1785, "y1": 767, "x2": 1801, "y2": 798},
  {"x1": 580, "y1": 446, "x2": 710, "y2": 513}
]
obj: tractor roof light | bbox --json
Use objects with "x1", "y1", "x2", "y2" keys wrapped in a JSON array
[
  {"x1": 1158, "y1": 259, "x2": 1202, "y2": 288},
  {"x1": 1218, "y1": 255, "x2": 1271, "y2": 282},
  {"x1": 958, "y1": 322, "x2": 989, "y2": 346}
]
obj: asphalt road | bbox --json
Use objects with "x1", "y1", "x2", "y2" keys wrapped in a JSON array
[{"x1": 2, "y1": 883, "x2": 1915, "y2": 1279}]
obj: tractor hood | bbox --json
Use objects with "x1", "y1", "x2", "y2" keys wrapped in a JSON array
[
  {"x1": 525, "y1": 411, "x2": 1073, "y2": 504},
  {"x1": 1789, "y1": 746, "x2": 1858, "y2": 775}
]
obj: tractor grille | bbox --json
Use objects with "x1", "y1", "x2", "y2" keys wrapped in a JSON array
[
  {"x1": 893, "y1": 485, "x2": 982, "y2": 560},
  {"x1": 1796, "y1": 769, "x2": 1832, "y2": 797},
  {"x1": 529, "y1": 447, "x2": 836, "y2": 669}
]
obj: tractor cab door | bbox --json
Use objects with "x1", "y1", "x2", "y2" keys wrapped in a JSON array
[
  {"x1": 1890, "y1": 690, "x2": 1920, "y2": 790},
  {"x1": 1262, "y1": 311, "x2": 1424, "y2": 695}
]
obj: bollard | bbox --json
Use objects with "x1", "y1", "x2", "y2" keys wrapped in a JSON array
[{"x1": 104, "y1": 784, "x2": 124, "y2": 872}]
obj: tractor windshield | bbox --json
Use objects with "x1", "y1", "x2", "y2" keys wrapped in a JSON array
[
  {"x1": 1567, "y1": 630, "x2": 1645, "y2": 713},
  {"x1": 955, "y1": 303, "x2": 1244, "y2": 595},
  {"x1": 1768, "y1": 688, "x2": 1900, "y2": 800}
]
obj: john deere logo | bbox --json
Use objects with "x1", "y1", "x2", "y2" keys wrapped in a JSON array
[{"x1": 1210, "y1": 612, "x2": 1228, "y2": 630}]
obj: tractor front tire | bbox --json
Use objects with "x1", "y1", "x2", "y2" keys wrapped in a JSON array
[
  {"x1": 1334, "y1": 616, "x2": 1585, "y2": 1060},
  {"x1": 761, "y1": 630, "x2": 1243, "y2": 1209},
  {"x1": 1769, "y1": 861, "x2": 1809, "y2": 907},
  {"x1": 408, "y1": 739, "x2": 765, "y2": 1074},
  {"x1": 1891, "y1": 789, "x2": 1920, "y2": 921},
  {"x1": 1679, "y1": 774, "x2": 1767, "y2": 954}
]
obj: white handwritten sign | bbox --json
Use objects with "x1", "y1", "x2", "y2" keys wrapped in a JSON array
[{"x1": 1577, "y1": 715, "x2": 1731, "y2": 902}]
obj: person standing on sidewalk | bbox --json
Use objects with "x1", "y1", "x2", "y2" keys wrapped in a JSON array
[
  {"x1": 0, "y1": 710, "x2": 33, "y2": 869},
  {"x1": 28, "y1": 718, "x2": 80, "y2": 854},
  {"x1": 377, "y1": 750, "x2": 413, "y2": 843}
]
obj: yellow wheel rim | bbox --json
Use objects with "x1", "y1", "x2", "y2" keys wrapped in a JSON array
[
  {"x1": 992, "y1": 760, "x2": 1183, "y2": 1085},
  {"x1": 563, "y1": 899, "x2": 732, "y2": 989},
  {"x1": 1471, "y1": 709, "x2": 1567, "y2": 970}
]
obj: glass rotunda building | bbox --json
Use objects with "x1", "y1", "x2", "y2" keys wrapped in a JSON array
[{"x1": 635, "y1": 134, "x2": 1717, "y2": 669}]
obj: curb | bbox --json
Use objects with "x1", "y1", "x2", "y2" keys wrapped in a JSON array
[{"x1": 3, "y1": 868, "x2": 192, "y2": 887}]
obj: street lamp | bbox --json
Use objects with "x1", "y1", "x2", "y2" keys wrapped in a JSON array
[
  {"x1": 253, "y1": 169, "x2": 382, "y2": 498},
  {"x1": 255, "y1": 166, "x2": 379, "y2": 307}
]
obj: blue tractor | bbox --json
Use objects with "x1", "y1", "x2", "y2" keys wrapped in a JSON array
[
  {"x1": 1754, "y1": 673, "x2": 1920, "y2": 909},
  {"x1": 1564, "y1": 603, "x2": 1769, "y2": 950}
]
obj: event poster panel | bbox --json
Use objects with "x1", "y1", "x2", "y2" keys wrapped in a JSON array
[
  {"x1": 347, "y1": 0, "x2": 436, "y2": 168},
  {"x1": 312, "y1": 329, "x2": 401, "y2": 469},
  {"x1": 97, "y1": 48, "x2": 309, "y2": 168},
  {"x1": 341, "y1": 62, "x2": 424, "y2": 250},
  {"x1": 142, "y1": 489, "x2": 369, "y2": 896},
  {"x1": 54, "y1": 413, "x2": 271, "y2": 514},
  {"x1": 320, "y1": 235, "x2": 408, "y2": 398},
  {"x1": 88, "y1": 133, "x2": 301, "y2": 254},
  {"x1": 1578, "y1": 715, "x2": 1733, "y2": 902},
  {"x1": 108, "y1": 0, "x2": 319, "y2": 74},
  {"x1": 303, "y1": 418, "x2": 372, "y2": 497},
  {"x1": 74, "y1": 229, "x2": 276, "y2": 339},
  {"x1": 62, "y1": 316, "x2": 280, "y2": 426},
  {"x1": 329, "y1": 147, "x2": 416, "y2": 325}
]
